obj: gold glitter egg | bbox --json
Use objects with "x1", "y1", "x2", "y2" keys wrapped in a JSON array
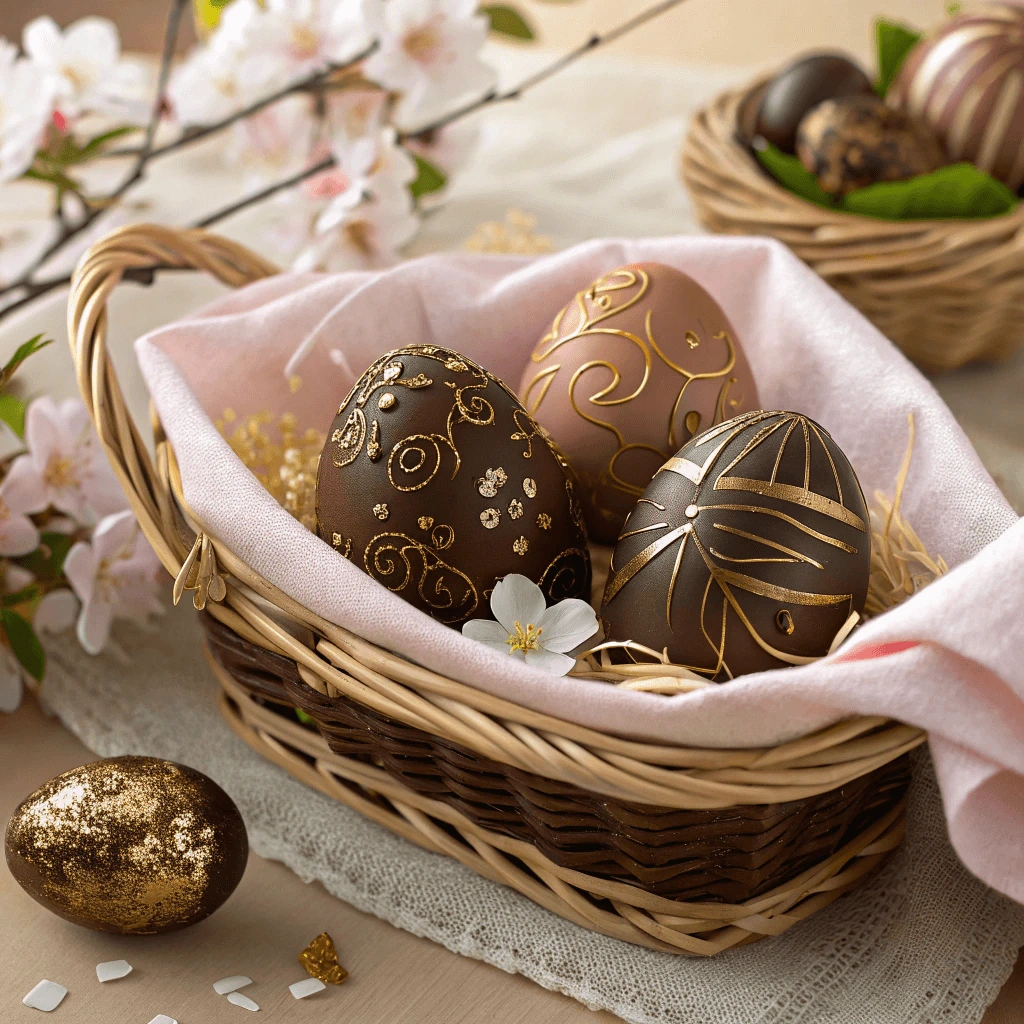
[{"x1": 4, "y1": 756, "x2": 248, "y2": 934}]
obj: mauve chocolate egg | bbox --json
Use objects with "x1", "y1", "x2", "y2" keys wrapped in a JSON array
[
  {"x1": 755, "y1": 53, "x2": 873, "y2": 153},
  {"x1": 601, "y1": 411, "x2": 871, "y2": 681},
  {"x1": 519, "y1": 263, "x2": 760, "y2": 544},
  {"x1": 797, "y1": 93, "x2": 946, "y2": 196},
  {"x1": 316, "y1": 345, "x2": 590, "y2": 625},
  {"x1": 888, "y1": 3, "x2": 1024, "y2": 190}
]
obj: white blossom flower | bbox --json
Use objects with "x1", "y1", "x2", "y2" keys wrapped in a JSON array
[
  {"x1": 227, "y1": 93, "x2": 317, "y2": 187},
  {"x1": 22, "y1": 16, "x2": 148, "y2": 123},
  {"x1": 0, "y1": 40, "x2": 55, "y2": 184},
  {"x1": 363, "y1": 0, "x2": 495, "y2": 127},
  {"x1": 0, "y1": 457, "x2": 47, "y2": 557},
  {"x1": 462, "y1": 574, "x2": 598, "y2": 675},
  {"x1": 35, "y1": 589, "x2": 79, "y2": 634},
  {"x1": 171, "y1": 0, "x2": 369, "y2": 126},
  {"x1": 0, "y1": 645, "x2": 25, "y2": 713},
  {"x1": 11, "y1": 396, "x2": 127, "y2": 526},
  {"x1": 63, "y1": 510, "x2": 163, "y2": 655}
]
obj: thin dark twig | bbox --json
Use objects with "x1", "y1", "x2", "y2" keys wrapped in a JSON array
[{"x1": 139, "y1": 0, "x2": 189, "y2": 163}]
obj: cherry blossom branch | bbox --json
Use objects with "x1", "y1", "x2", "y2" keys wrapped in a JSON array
[{"x1": 0, "y1": 0, "x2": 692, "y2": 321}]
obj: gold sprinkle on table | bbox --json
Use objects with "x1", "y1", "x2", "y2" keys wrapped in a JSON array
[
  {"x1": 298, "y1": 932, "x2": 348, "y2": 986},
  {"x1": 463, "y1": 209, "x2": 554, "y2": 255}
]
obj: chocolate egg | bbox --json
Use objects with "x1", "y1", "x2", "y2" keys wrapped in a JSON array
[
  {"x1": 519, "y1": 263, "x2": 760, "y2": 544},
  {"x1": 796, "y1": 93, "x2": 946, "y2": 195},
  {"x1": 316, "y1": 345, "x2": 590, "y2": 624},
  {"x1": 601, "y1": 411, "x2": 871, "y2": 681},
  {"x1": 755, "y1": 53, "x2": 873, "y2": 153},
  {"x1": 5, "y1": 756, "x2": 248, "y2": 934},
  {"x1": 888, "y1": 3, "x2": 1024, "y2": 190}
]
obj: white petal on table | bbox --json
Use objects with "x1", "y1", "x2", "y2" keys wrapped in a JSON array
[
  {"x1": 22, "y1": 980, "x2": 67, "y2": 1011},
  {"x1": 227, "y1": 991, "x2": 260, "y2": 1011},
  {"x1": 96, "y1": 959, "x2": 132, "y2": 982},
  {"x1": 148, "y1": 1016, "x2": 177, "y2": 1024},
  {"x1": 213, "y1": 975, "x2": 252, "y2": 995},
  {"x1": 289, "y1": 977, "x2": 327, "y2": 999}
]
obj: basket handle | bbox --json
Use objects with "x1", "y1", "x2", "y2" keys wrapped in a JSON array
[{"x1": 67, "y1": 223, "x2": 279, "y2": 580}]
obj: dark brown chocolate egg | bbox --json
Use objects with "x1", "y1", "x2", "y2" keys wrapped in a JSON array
[
  {"x1": 601, "y1": 411, "x2": 871, "y2": 681},
  {"x1": 755, "y1": 53, "x2": 873, "y2": 153},
  {"x1": 796, "y1": 93, "x2": 945, "y2": 196},
  {"x1": 519, "y1": 263, "x2": 760, "y2": 544},
  {"x1": 316, "y1": 346, "x2": 590, "y2": 625}
]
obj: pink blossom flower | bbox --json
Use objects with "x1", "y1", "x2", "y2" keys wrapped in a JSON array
[
  {"x1": 63, "y1": 510, "x2": 163, "y2": 655},
  {"x1": 0, "y1": 457, "x2": 46, "y2": 557}
]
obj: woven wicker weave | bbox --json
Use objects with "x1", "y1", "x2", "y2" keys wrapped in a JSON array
[
  {"x1": 681, "y1": 80, "x2": 1024, "y2": 372},
  {"x1": 67, "y1": 223, "x2": 926, "y2": 955}
]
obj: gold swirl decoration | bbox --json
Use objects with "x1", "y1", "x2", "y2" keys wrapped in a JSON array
[
  {"x1": 602, "y1": 411, "x2": 869, "y2": 680},
  {"x1": 520, "y1": 264, "x2": 759, "y2": 542},
  {"x1": 364, "y1": 528, "x2": 479, "y2": 624},
  {"x1": 538, "y1": 547, "x2": 591, "y2": 604}
]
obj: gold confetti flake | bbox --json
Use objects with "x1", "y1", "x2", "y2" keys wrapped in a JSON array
[
  {"x1": 445, "y1": 357, "x2": 468, "y2": 372},
  {"x1": 463, "y1": 209, "x2": 554, "y2": 255},
  {"x1": 537, "y1": 513, "x2": 552, "y2": 530},
  {"x1": 298, "y1": 932, "x2": 348, "y2": 986},
  {"x1": 478, "y1": 467, "x2": 507, "y2": 497},
  {"x1": 523, "y1": 478, "x2": 537, "y2": 498},
  {"x1": 373, "y1": 503, "x2": 390, "y2": 520},
  {"x1": 508, "y1": 498, "x2": 524, "y2": 520},
  {"x1": 379, "y1": 392, "x2": 396, "y2": 410},
  {"x1": 513, "y1": 536, "x2": 529, "y2": 556},
  {"x1": 418, "y1": 516, "x2": 434, "y2": 530},
  {"x1": 480, "y1": 508, "x2": 500, "y2": 529}
]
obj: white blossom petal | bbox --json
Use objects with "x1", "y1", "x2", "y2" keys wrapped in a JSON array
[
  {"x1": 0, "y1": 513, "x2": 40, "y2": 558},
  {"x1": 536, "y1": 598, "x2": 600, "y2": 654},
  {"x1": 77, "y1": 595, "x2": 114, "y2": 655},
  {"x1": 461, "y1": 618, "x2": 510, "y2": 647},
  {"x1": 35, "y1": 589, "x2": 79, "y2": 633},
  {"x1": 0, "y1": 647, "x2": 23, "y2": 712},
  {"x1": 489, "y1": 574, "x2": 545, "y2": 634},
  {"x1": 523, "y1": 647, "x2": 576, "y2": 675},
  {"x1": 63, "y1": 540, "x2": 97, "y2": 606},
  {"x1": 0, "y1": 42, "x2": 54, "y2": 183},
  {"x1": 5, "y1": 565, "x2": 35, "y2": 593},
  {"x1": 2, "y1": 455, "x2": 47, "y2": 515}
]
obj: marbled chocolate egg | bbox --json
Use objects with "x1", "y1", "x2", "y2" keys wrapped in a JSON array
[
  {"x1": 796, "y1": 93, "x2": 946, "y2": 196},
  {"x1": 5, "y1": 756, "x2": 248, "y2": 934},
  {"x1": 519, "y1": 263, "x2": 760, "y2": 544},
  {"x1": 316, "y1": 345, "x2": 590, "y2": 624},
  {"x1": 601, "y1": 411, "x2": 871, "y2": 681},
  {"x1": 755, "y1": 53, "x2": 873, "y2": 153},
  {"x1": 888, "y1": 3, "x2": 1024, "y2": 190}
]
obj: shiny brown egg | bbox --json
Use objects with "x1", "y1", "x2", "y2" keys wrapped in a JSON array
[
  {"x1": 519, "y1": 262, "x2": 760, "y2": 543},
  {"x1": 5, "y1": 756, "x2": 248, "y2": 934}
]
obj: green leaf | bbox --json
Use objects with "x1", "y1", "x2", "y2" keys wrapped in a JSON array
[
  {"x1": 17, "y1": 532, "x2": 76, "y2": 580},
  {"x1": 753, "y1": 139, "x2": 837, "y2": 209},
  {"x1": 2, "y1": 584, "x2": 40, "y2": 608},
  {"x1": 409, "y1": 154, "x2": 448, "y2": 199},
  {"x1": 0, "y1": 392, "x2": 25, "y2": 438},
  {"x1": 875, "y1": 18, "x2": 922, "y2": 97},
  {"x1": 295, "y1": 708, "x2": 315, "y2": 726},
  {"x1": 481, "y1": 4, "x2": 535, "y2": 40},
  {"x1": 841, "y1": 163, "x2": 1019, "y2": 220},
  {"x1": 2, "y1": 609, "x2": 45, "y2": 681},
  {"x1": 75, "y1": 126, "x2": 139, "y2": 162},
  {"x1": 0, "y1": 335, "x2": 52, "y2": 390}
]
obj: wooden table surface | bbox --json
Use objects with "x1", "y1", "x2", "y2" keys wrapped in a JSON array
[{"x1": 1, "y1": 698, "x2": 1021, "y2": 1023}]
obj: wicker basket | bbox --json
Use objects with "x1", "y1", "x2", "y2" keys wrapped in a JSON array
[
  {"x1": 681, "y1": 80, "x2": 1024, "y2": 372},
  {"x1": 68, "y1": 223, "x2": 926, "y2": 956}
]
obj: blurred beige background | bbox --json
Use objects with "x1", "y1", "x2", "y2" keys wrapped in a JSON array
[{"x1": 0, "y1": 0, "x2": 953, "y2": 67}]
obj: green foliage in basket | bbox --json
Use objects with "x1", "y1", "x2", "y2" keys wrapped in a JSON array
[
  {"x1": 875, "y1": 18, "x2": 922, "y2": 97},
  {"x1": 755, "y1": 142, "x2": 1019, "y2": 220}
]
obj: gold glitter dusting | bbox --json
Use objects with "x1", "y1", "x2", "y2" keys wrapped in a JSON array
[
  {"x1": 299, "y1": 932, "x2": 349, "y2": 985},
  {"x1": 4, "y1": 756, "x2": 247, "y2": 935},
  {"x1": 463, "y1": 209, "x2": 554, "y2": 255},
  {"x1": 216, "y1": 409, "x2": 324, "y2": 532},
  {"x1": 289, "y1": 374, "x2": 303, "y2": 394}
]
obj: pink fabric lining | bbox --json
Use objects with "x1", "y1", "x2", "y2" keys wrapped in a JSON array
[{"x1": 135, "y1": 236, "x2": 1023, "y2": 903}]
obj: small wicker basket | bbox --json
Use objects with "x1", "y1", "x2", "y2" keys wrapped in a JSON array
[
  {"x1": 681, "y1": 80, "x2": 1024, "y2": 372},
  {"x1": 68, "y1": 224, "x2": 926, "y2": 956}
]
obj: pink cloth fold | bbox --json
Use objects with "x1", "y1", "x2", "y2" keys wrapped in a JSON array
[{"x1": 135, "y1": 236, "x2": 1023, "y2": 904}]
